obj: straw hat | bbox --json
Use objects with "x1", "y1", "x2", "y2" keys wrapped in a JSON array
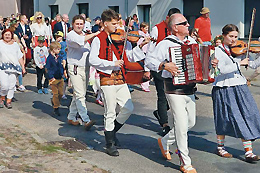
[{"x1": 200, "y1": 7, "x2": 210, "y2": 14}]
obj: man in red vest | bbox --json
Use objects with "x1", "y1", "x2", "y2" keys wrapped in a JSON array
[
  {"x1": 145, "y1": 8, "x2": 181, "y2": 136},
  {"x1": 89, "y1": 9, "x2": 148, "y2": 157}
]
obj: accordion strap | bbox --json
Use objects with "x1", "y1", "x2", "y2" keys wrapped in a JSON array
[{"x1": 165, "y1": 37, "x2": 184, "y2": 46}]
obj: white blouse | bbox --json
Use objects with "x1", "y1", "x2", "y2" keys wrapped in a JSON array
[
  {"x1": 30, "y1": 23, "x2": 49, "y2": 37},
  {"x1": 0, "y1": 40, "x2": 23, "y2": 74},
  {"x1": 213, "y1": 44, "x2": 248, "y2": 87}
]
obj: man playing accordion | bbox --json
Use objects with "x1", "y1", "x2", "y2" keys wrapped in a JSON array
[{"x1": 146, "y1": 13, "x2": 197, "y2": 173}]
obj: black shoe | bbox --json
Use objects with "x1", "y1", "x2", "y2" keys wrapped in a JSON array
[
  {"x1": 195, "y1": 95, "x2": 199, "y2": 100},
  {"x1": 162, "y1": 126, "x2": 171, "y2": 136},
  {"x1": 53, "y1": 108, "x2": 60, "y2": 116},
  {"x1": 153, "y1": 110, "x2": 163, "y2": 127},
  {"x1": 105, "y1": 131, "x2": 119, "y2": 156}
]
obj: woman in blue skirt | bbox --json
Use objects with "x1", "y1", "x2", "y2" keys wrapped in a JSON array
[{"x1": 212, "y1": 24, "x2": 260, "y2": 162}]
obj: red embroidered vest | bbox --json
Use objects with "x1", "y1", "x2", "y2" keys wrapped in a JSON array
[{"x1": 155, "y1": 21, "x2": 170, "y2": 45}]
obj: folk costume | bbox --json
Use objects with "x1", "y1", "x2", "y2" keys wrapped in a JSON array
[
  {"x1": 213, "y1": 44, "x2": 260, "y2": 161},
  {"x1": 89, "y1": 31, "x2": 145, "y2": 156},
  {"x1": 146, "y1": 35, "x2": 197, "y2": 168}
]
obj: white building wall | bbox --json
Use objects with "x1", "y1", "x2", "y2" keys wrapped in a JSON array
[
  {"x1": 37, "y1": 0, "x2": 245, "y2": 38},
  {"x1": 205, "y1": 0, "x2": 245, "y2": 38}
]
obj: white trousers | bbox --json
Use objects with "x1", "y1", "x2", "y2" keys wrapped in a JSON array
[
  {"x1": 101, "y1": 83, "x2": 134, "y2": 131},
  {"x1": 0, "y1": 71, "x2": 17, "y2": 99},
  {"x1": 67, "y1": 65, "x2": 90, "y2": 122},
  {"x1": 162, "y1": 93, "x2": 196, "y2": 166}
]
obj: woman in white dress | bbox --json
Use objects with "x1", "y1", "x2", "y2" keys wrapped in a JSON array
[{"x1": 0, "y1": 29, "x2": 26, "y2": 109}]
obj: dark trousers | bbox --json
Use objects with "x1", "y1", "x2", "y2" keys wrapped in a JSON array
[
  {"x1": 151, "y1": 71, "x2": 169, "y2": 125},
  {"x1": 36, "y1": 66, "x2": 49, "y2": 90}
]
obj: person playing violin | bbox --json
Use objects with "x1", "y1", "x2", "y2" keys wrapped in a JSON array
[
  {"x1": 213, "y1": 24, "x2": 260, "y2": 163},
  {"x1": 89, "y1": 9, "x2": 148, "y2": 157}
]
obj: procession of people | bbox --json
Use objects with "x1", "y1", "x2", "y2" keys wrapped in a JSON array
[{"x1": 1, "y1": 6, "x2": 260, "y2": 173}]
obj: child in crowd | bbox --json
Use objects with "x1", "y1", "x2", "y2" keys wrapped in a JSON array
[
  {"x1": 34, "y1": 36, "x2": 49, "y2": 94},
  {"x1": 46, "y1": 41, "x2": 66, "y2": 116},
  {"x1": 137, "y1": 22, "x2": 151, "y2": 92},
  {"x1": 54, "y1": 31, "x2": 68, "y2": 99}
]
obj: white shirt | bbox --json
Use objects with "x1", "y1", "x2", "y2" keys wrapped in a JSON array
[
  {"x1": 66, "y1": 30, "x2": 89, "y2": 67},
  {"x1": 89, "y1": 35, "x2": 146, "y2": 75},
  {"x1": 145, "y1": 35, "x2": 197, "y2": 78},
  {"x1": 62, "y1": 21, "x2": 68, "y2": 39},
  {"x1": 30, "y1": 23, "x2": 48, "y2": 37},
  {"x1": 20, "y1": 24, "x2": 26, "y2": 35},
  {"x1": 0, "y1": 40, "x2": 23, "y2": 74}
]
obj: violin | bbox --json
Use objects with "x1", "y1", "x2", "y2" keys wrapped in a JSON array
[
  {"x1": 110, "y1": 29, "x2": 156, "y2": 43},
  {"x1": 230, "y1": 40, "x2": 260, "y2": 56}
]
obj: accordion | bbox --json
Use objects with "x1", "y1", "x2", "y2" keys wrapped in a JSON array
[{"x1": 169, "y1": 44, "x2": 215, "y2": 85}]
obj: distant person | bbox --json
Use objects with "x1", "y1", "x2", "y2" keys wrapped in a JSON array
[
  {"x1": 80, "y1": 13, "x2": 91, "y2": 34},
  {"x1": 14, "y1": 14, "x2": 32, "y2": 66},
  {"x1": 194, "y1": 7, "x2": 212, "y2": 45},
  {"x1": 34, "y1": 36, "x2": 49, "y2": 94},
  {"x1": 137, "y1": 22, "x2": 151, "y2": 92},
  {"x1": 189, "y1": 28, "x2": 203, "y2": 44},
  {"x1": 91, "y1": 16, "x2": 101, "y2": 33},
  {"x1": 53, "y1": 14, "x2": 70, "y2": 40},
  {"x1": 132, "y1": 14, "x2": 139, "y2": 31},
  {"x1": 51, "y1": 14, "x2": 62, "y2": 31},
  {"x1": 30, "y1": 12, "x2": 50, "y2": 47},
  {"x1": 45, "y1": 17, "x2": 54, "y2": 41}
]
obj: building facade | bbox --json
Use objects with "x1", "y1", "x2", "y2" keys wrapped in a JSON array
[{"x1": 1, "y1": 0, "x2": 259, "y2": 39}]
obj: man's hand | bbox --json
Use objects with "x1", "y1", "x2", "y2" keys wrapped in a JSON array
[
  {"x1": 143, "y1": 71, "x2": 150, "y2": 80},
  {"x1": 163, "y1": 62, "x2": 180, "y2": 76},
  {"x1": 49, "y1": 78, "x2": 56, "y2": 85},
  {"x1": 115, "y1": 60, "x2": 124, "y2": 67},
  {"x1": 23, "y1": 35, "x2": 29, "y2": 39},
  {"x1": 211, "y1": 58, "x2": 219, "y2": 68}
]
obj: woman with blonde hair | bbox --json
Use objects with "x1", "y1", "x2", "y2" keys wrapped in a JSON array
[{"x1": 30, "y1": 12, "x2": 50, "y2": 47}]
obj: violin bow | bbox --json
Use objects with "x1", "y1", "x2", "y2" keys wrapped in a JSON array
[
  {"x1": 121, "y1": 16, "x2": 131, "y2": 60},
  {"x1": 246, "y1": 8, "x2": 256, "y2": 69}
]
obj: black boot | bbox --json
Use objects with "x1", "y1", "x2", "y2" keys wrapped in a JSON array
[
  {"x1": 114, "y1": 120, "x2": 123, "y2": 147},
  {"x1": 104, "y1": 131, "x2": 119, "y2": 156}
]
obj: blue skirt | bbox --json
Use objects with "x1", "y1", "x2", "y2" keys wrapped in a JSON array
[{"x1": 212, "y1": 84, "x2": 260, "y2": 140}]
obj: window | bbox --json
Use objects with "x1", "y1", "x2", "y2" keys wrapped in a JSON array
[
  {"x1": 183, "y1": 0, "x2": 203, "y2": 29},
  {"x1": 78, "y1": 3, "x2": 89, "y2": 17},
  {"x1": 49, "y1": 5, "x2": 58, "y2": 20},
  {"x1": 137, "y1": 5, "x2": 151, "y2": 28},
  {"x1": 109, "y1": 6, "x2": 119, "y2": 13}
]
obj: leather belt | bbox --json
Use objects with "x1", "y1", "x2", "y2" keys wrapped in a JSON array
[{"x1": 100, "y1": 70, "x2": 125, "y2": 86}]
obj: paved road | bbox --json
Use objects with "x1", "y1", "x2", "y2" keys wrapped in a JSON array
[{"x1": 2, "y1": 67, "x2": 260, "y2": 173}]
